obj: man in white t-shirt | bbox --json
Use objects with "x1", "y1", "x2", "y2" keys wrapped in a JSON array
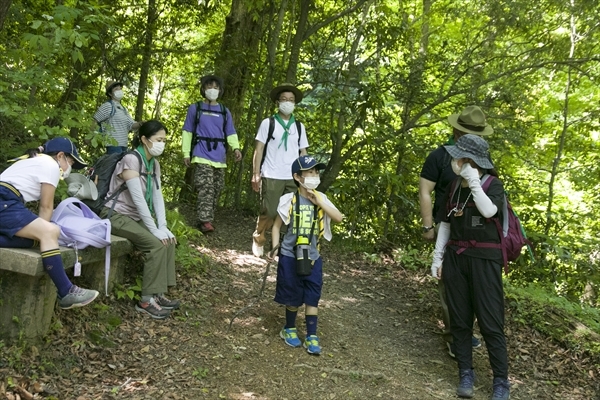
[
  {"x1": 93, "y1": 81, "x2": 143, "y2": 154},
  {"x1": 251, "y1": 83, "x2": 309, "y2": 257}
]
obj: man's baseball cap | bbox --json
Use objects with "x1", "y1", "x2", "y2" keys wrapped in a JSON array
[
  {"x1": 43, "y1": 137, "x2": 87, "y2": 169},
  {"x1": 291, "y1": 155, "x2": 326, "y2": 175}
]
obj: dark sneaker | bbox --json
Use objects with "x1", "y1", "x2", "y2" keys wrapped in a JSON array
[
  {"x1": 457, "y1": 369, "x2": 475, "y2": 398},
  {"x1": 280, "y1": 327, "x2": 301, "y2": 347},
  {"x1": 198, "y1": 222, "x2": 214, "y2": 233},
  {"x1": 135, "y1": 297, "x2": 171, "y2": 319},
  {"x1": 58, "y1": 285, "x2": 99, "y2": 309},
  {"x1": 304, "y1": 335, "x2": 321, "y2": 355},
  {"x1": 472, "y1": 336, "x2": 482, "y2": 348},
  {"x1": 491, "y1": 377, "x2": 510, "y2": 400},
  {"x1": 154, "y1": 294, "x2": 180, "y2": 310}
]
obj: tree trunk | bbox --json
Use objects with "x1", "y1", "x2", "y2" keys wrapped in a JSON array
[
  {"x1": 0, "y1": 0, "x2": 11, "y2": 32},
  {"x1": 136, "y1": 0, "x2": 157, "y2": 121},
  {"x1": 285, "y1": 0, "x2": 309, "y2": 83}
]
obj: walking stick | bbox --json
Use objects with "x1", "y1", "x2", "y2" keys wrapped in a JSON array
[{"x1": 228, "y1": 245, "x2": 279, "y2": 332}]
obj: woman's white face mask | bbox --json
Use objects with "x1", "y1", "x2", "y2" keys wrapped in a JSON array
[
  {"x1": 148, "y1": 140, "x2": 165, "y2": 156},
  {"x1": 451, "y1": 158, "x2": 462, "y2": 175}
]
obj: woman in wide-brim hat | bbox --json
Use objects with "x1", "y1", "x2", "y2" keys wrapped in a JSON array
[
  {"x1": 0, "y1": 137, "x2": 99, "y2": 309},
  {"x1": 431, "y1": 134, "x2": 511, "y2": 400}
]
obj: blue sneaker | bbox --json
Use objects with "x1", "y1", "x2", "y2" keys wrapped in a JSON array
[
  {"x1": 472, "y1": 336, "x2": 482, "y2": 348},
  {"x1": 280, "y1": 327, "x2": 301, "y2": 347},
  {"x1": 304, "y1": 335, "x2": 321, "y2": 355},
  {"x1": 491, "y1": 377, "x2": 510, "y2": 400},
  {"x1": 457, "y1": 368, "x2": 475, "y2": 398}
]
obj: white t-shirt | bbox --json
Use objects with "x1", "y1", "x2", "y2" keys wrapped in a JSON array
[
  {"x1": 255, "y1": 117, "x2": 309, "y2": 180},
  {"x1": 0, "y1": 155, "x2": 60, "y2": 202}
]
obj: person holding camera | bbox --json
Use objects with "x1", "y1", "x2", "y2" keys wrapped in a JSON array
[{"x1": 268, "y1": 155, "x2": 343, "y2": 355}]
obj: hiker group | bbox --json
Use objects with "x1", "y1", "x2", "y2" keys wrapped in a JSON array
[{"x1": 0, "y1": 76, "x2": 520, "y2": 400}]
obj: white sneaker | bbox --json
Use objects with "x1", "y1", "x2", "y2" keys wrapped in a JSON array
[{"x1": 252, "y1": 238, "x2": 264, "y2": 257}]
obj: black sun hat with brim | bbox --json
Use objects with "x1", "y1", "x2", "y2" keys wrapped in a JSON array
[
  {"x1": 270, "y1": 83, "x2": 303, "y2": 103},
  {"x1": 444, "y1": 134, "x2": 494, "y2": 170}
]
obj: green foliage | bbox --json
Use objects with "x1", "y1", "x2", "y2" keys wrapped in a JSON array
[
  {"x1": 506, "y1": 282, "x2": 600, "y2": 356},
  {"x1": 167, "y1": 209, "x2": 209, "y2": 273},
  {"x1": 114, "y1": 277, "x2": 142, "y2": 301},
  {"x1": 192, "y1": 366, "x2": 209, "y2": 380},
  {"x1": 0, "y1": 0, "x2": 598, "y2": 304}
]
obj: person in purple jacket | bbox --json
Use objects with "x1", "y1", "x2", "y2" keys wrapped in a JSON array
[{"x1": 181, "y1": 75, "x2": 242, "y2": 233}]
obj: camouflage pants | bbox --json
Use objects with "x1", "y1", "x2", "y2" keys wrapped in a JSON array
[{"x1": 194, "y1": 163, "x2": 225, "y2": 223}]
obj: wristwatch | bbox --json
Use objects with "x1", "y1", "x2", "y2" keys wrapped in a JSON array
[{"x1": 422, "y1": 226, "x2": 434, "y2": 233}]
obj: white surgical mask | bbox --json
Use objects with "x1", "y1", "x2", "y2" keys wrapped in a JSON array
[
  {"x1": 451, "y1": 158, "x2": 461, "y2": 175},
  {"x1": 148, "y1": 140, "x2": 165, "y2": 156},
  {"x1": 61, "y1": 162, "x2": 72, "y2": 180},
  {"x1": 278, "y1": 101, "x2": 295, "y2": 116},
  {"x1": 112, "y1": 90, "x2": 124, "y2": 100},
  {"x1": 205, "y1": 88, "x2": 220, "y2": 101},
  {"x1": 302, "y1": 176, "x2": 320, "y2": 190}
]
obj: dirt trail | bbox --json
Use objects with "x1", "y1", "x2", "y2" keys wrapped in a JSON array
[{"x1": 1, "y1": 210, "x2": 596, "y2": 399}]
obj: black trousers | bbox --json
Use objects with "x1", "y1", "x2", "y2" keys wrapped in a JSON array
[{"x1": 443, "y1": 250, "x2": 508, "y2": 379}]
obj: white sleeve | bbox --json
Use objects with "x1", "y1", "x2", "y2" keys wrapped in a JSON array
[
  {"x1": 125, "y1": 178, "x2": 166, "y2": 240},
  {"x1": 298, "y1": 122, "x2": 309, "y2": 149},
  {"x1": 277, "y1": 192, "x2": 295, "y2": 224},
  {"x1": 255, "y1": 118, "x2": 270, "y2": 144},
  {"x1": 431, "y1": 222, "x2": 450, "y2": 277}
]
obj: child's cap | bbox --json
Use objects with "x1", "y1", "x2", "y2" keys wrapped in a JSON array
[
  {"x1": 291, "y1": 155, "x2": 326, "y2": 175},
  {"x1": 43, "y1": 137, "x2": 87, "y2": 169}
]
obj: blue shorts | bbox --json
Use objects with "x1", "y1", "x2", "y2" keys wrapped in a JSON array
[
  {"x1": 0, "y1": 185, "x2": 37, "y2": 248},
  {"x1": 274, "y1": 254, "x2": 323, "y2": 307}
]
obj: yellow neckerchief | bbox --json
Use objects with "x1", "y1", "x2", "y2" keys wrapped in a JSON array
[{"x1": 289, "y1": 191, "x2": 325, "y2": 250}]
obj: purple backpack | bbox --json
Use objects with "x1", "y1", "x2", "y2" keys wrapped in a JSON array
[
  {"x1": 51, "y1": 198, "x2": 112, "y2": 295},
  {"x1": 448, "y1": 175, "x2": 532, "y2": 273}
]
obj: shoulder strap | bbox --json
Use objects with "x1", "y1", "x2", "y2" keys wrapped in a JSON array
[
  {"x1": 295, "y1": 120, "x2": 302, "y2": 147},
  {"x1": 194, "y1": 101, "x2": 202, "y2": 133},
  {"x1": 261, "y1": 117, "x2": 276, "y2": 168},
  {"x1": 220, "y1": 104, "x2": 227, "y2": 138},
  {"x1": 480, "y1": 174, "x2": 509, "y2": 237}
]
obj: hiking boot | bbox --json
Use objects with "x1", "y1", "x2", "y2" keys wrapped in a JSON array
[
  {"x1": 154, "y1": 294, "x2": 180, "y2": 310},
  {"x1": 472, "y1": 336, "x2": 482, "y2": 348},
  {"x1": 304, "y1": 335, "x2": 321, "y2": 355},
  {"x1": 252, "y1": 238, "x2": 264, "y2": 257},
  {"x1": 457, "y1": 369, "x2": 475, "y2": 398},
  {"x1": 280, "y1": 327, "x2": 301, "y2": 348},
  {"x1": 198, "y1": 222, "x2": 214, "y2": 233},
  {"x1": 491, "y1": 377, "x2": 510, "y2": 400},
  {"x1": 58, "y1": 285, "x2": 99, "y2": 309},
  {"x1": 135, "y1": 297, "x2": 171, "y2": 319}
]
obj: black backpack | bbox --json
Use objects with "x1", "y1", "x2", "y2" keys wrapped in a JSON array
[
  {"x1": 83, "y1": 150, "x2": 157, "y2": 216},
  {"x1": 189, "y1": 102, "x2": 228, "y2": 158},
  {"x1": 260, "y1": 117, "x2": 303, "y2": 168}
]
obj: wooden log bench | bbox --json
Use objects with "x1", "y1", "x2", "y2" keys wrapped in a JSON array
[{"x1": 0, "y1": 235, "x2": 133, "y2": 343}]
